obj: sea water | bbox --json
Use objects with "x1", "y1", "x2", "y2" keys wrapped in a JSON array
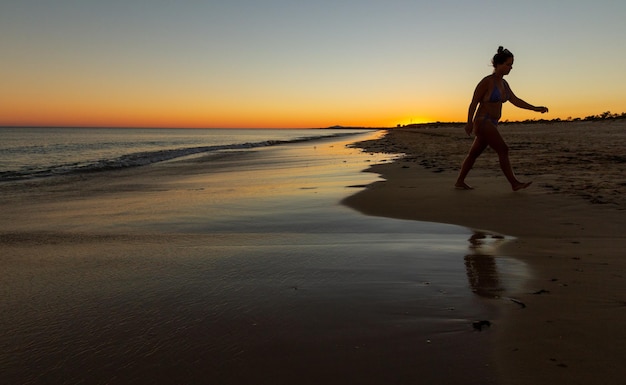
[{"x1": 0, "y1": 127, "x2": 366, "y2": 181}]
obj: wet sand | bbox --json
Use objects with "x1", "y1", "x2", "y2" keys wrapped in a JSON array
[
  {"x1": 1, "y1": 133, "x2": 505, "y2": 384},
  {"x1": 344, "y1": 121, "x2": 626, "y2": 384}
]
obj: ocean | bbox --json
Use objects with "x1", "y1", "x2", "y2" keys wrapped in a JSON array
[
  {"x1": 0, "y1": 128, "x2": 526, "y2": 384},
  {"x1": 0, "y1": 127, "x2": 367, "y2": 181}
]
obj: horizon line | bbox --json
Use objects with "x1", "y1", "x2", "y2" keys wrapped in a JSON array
[{"x1": 2, "y1": 112, "x2": 624, "y2": 130}]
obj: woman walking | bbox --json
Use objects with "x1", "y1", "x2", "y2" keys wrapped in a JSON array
[{"x1": 455, "y1": 46, "x2": 548, "y2": 191}]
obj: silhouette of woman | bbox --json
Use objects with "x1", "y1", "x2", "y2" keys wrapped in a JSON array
[{"x1": 455, "y1": 46, "x2": 548, "y2": 191}]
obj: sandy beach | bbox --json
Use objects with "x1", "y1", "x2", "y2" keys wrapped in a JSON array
[
  {"x1": 2, "y1": 124, "x2": 625, "y2": 384},
  {"x1": 344, "y1": 121, "x2": 626, "y2": 384}
]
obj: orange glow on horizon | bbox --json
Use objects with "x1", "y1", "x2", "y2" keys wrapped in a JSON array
[
  {"x1": 2, "y1": 108, "x2": 623, "y2": 129},
  {"x1": 3, "y1": 67, "x2": 625, "y2": 129},
  {"x1": 3, "y1": 93, "x2": 625, "y2": 129}
]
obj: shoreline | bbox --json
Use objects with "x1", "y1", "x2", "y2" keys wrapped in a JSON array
[
  {"x1": 1, "y1": 132, "x2": 500, "y2": 384},
  {"x1": 343, "y1": 122, "x2": 626, "y2": 384}
]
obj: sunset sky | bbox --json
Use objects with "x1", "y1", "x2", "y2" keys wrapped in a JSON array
[{"x1": 2, "y1": 0, "x2": 625, "y2": 128}]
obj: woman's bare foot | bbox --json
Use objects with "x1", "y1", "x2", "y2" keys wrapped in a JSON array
[
  {"x1": 512, "y1": 181, "x2": 532, "y2": 191},
  {"x1": 455, "y1": 182, "x2": 474, "y2": 190}
]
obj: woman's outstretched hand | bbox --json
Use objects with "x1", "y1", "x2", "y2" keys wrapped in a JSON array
[{"x1": 535, "y1": 106, "x2": 549, "y2": 113}]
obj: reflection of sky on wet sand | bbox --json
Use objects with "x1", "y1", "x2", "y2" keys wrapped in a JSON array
[
  {"x1": 1, "y1": 132, "x2": 529, "y2": 384},
  {"x1": 2, "y1": 224, "x2": 519, "y2": 384}
]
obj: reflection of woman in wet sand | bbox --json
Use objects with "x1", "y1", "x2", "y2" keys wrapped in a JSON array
[
  {"x1": 464, "y1": 232, "x2": 502, "y2": 298},
  {"x1": 455, "y1": 46, "x2": 549, "y2": 191}
]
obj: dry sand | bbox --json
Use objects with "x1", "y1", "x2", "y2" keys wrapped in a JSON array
[{"x1": 344, "y1": 121, "x2": 626, "y2": 384}]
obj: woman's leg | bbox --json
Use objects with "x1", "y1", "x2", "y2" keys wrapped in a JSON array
[
  {"x1": 455, "y1": 133, "x2": 488, "y2": 189},
  {"x1": 479, "y1": 121, "x2": 531, "y2": 191}
]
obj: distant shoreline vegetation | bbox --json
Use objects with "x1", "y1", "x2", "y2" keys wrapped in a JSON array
[{"x1": 398, "y1": 111, "x2": 626, "y2": 129}]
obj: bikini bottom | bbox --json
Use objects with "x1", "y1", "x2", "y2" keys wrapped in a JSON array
[{"x1": 476, "y1": 114, "x2": 499, "y2": 126}]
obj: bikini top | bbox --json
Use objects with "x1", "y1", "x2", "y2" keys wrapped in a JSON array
[{"x1": 488, "y1": 83, "x2": 509, "y2": 103}]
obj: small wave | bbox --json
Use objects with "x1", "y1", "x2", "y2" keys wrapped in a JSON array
[{"x1": 0, "y1": 131, "x2": 362, "y2": 182}]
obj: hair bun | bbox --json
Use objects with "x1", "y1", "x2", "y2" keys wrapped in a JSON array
[{"x1": 492, "y1": 46, "x2": 513, "y2": 67}]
